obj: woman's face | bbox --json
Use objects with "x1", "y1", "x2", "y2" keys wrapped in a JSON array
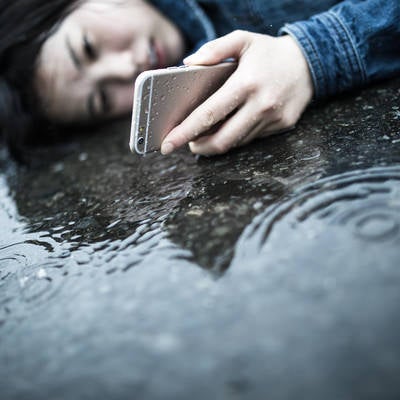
[{"x1": 35, "y1": 0, "x2": 185, "y2": 123}]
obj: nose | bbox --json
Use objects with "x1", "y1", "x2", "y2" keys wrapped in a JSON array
[{"x1": 90, "y1": 51, "x2": 138, "y2": 84}]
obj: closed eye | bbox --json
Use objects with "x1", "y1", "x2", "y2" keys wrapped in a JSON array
[
  {"x1": 99, "y1": 88, "x2": 111, "y2": 114},
  {"x1": 83, "y1": 33, "x2": 97, "y2": 60},
  {"x1": 87, "y1": 87, "x2": 112, "y2": 119}
]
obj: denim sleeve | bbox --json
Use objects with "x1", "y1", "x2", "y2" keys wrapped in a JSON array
[{"x1": 279, "y1": 0, "x2": 400, "y2": 99}]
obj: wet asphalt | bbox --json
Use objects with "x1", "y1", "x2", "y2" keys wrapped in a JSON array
[{"x1": 1, "y1": 77, "x2": 400, "y2": 400}]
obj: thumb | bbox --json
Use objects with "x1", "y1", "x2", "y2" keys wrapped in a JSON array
[{"x1": 183, "y1": 30, "x2": 250, "y2": 66}]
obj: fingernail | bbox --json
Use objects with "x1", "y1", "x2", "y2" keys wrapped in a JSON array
[
  {"x1": 183, "y1": 54, "x2": 196, "y2": 64},
  {"x1": 161, "y1": 142, "x2": 174, "y2": 155},
  {"x1": 183, "y1": 50, "x2": 206, "y2": 64}
]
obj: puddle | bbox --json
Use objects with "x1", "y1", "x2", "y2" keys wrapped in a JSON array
[
  {"x1": 233, "y1": 166, "x2": 400, "y2": 273},
  {"x1": 1, "y1": 79, "x2": 400, "y2": 399}
]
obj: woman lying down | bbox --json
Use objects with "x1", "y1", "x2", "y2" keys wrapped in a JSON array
[{"x1": 0, "y1": 0, "x2": 399, "y2": 159}]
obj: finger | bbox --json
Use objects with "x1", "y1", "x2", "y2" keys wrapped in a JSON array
[
  {"x1": 238, "y1": 121, "x2": 296, "y2": 147},
  {"x1": 183, "y1": 30, "x2": 251, "y2": 66},
  {"x1": 160, "y1": 77, "x2": 245, "y2": 155},
  {"x1": 191, "y1": 104, "x2": 295, "y2": 153},
  {"x1": 235, "y1": 119, "x2": 270, "y2": 147},
  {"x1": 229, "y1": 102, "x2": 282, "y2": 148},
  {"x1": 188, "y1": 102, "x2": 261, "y2": 156}
]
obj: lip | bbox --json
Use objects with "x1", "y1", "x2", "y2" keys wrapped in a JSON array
[
  {"x1": 147, "y1": 40, "x2": 156, "y2": 70},
  {"x1": 152, "y1": 39, "x2": 166, "y2": 69}
]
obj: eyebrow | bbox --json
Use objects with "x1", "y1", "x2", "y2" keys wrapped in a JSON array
[{"x1": 65, "y1": 36, "x2": 81, "y2": 70}]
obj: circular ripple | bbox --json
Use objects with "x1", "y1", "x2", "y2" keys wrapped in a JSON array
[
  {"x1": 0, "y1": 244, "x2": 66, "y2": 330},
  {"x1": 355, "y1": 213, "x2": 398, "y2": 240},
  {"x1": 0, "y1": 252, "x2": 28, "y2": 330},
  {"x1": 16, "y1": 262, "x2": 66, "y2": 309},
  {"x1": 338, "y1": 206, "x2": 399, "y2": 242},
  {"x1": 233, "y1": 166, "x2": 400, "y2": 265},
  {"x1": 0, "y1": 253, "x2": 27, "y2": 303}
]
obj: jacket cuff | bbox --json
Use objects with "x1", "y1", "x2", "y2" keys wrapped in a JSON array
[{"x1": 279, "y1": 11, "x2": 366, "y2": 99}]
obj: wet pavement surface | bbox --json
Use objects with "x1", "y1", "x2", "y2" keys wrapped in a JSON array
[{"x1": 1, "y1": 78, "x2": 400, "y2": 400}]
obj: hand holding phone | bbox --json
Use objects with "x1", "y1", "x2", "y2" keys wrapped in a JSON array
[
  {"x1": 161, "y1": 31, "x2": 313, "y2": 156},
  {"x1": 129, "y1": 62, "x2": 237, "y2": 154}
]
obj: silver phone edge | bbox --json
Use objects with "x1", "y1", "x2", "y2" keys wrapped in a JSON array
[
  {"x1": 129, "y1": 81, "x2": 143, "y2": 154},
  {"x1": 129, "y1": 72, "x2": 154, "y2": 155}
]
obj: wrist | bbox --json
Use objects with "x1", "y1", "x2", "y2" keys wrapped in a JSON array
[{"x1": 279, "y1": 34, "x2": 314, "y2": 104}]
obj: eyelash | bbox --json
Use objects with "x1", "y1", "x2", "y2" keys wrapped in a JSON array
[
  {"x1": 100, "y1": 89, "x2": 111, "y2": 114},
  {"x1": 83, "y1": 34, "x2": 97, "y2": 60},
  {"x1": 81, "y1": 34, "x2": 110, "y2": 116}
]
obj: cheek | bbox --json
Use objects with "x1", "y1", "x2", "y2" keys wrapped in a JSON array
[
  {"x1": 110, "y1": 83, "x2": 135, "y2": 116},
  {"x1": 95, "y1": 26, "x2": 133, "y2": 52},
  {"x1": 85, "y1": 12, "x2": 141, "y2": 51},
  {"x1": 98, "y1": 8, "x2": 154, "y2": 47}
]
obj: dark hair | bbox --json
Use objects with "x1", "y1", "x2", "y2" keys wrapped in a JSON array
[{"x1": 0, "y1": 0, "x2": 80, "y2": 162}]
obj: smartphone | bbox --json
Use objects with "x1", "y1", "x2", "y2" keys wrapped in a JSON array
[{"x1": 129, "y1": 61, "x2": 237, "y2": 154}]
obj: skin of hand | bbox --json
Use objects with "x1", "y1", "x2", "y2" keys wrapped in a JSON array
[{"x1": 160, "y1": 30, "x2": 314, "y2": 156}]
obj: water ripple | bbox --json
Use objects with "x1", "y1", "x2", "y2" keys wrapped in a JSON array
[
  {"x1": 0, "y1": 245, "x2": 66, "y2": 331},
  {"x1": 233, "y1": 166, "x2": 400, "y2": 265}
]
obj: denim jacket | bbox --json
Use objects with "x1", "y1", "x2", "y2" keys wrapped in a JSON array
[{"x1": 150, "y1": 0, "x2": 400, "y2": 99}]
